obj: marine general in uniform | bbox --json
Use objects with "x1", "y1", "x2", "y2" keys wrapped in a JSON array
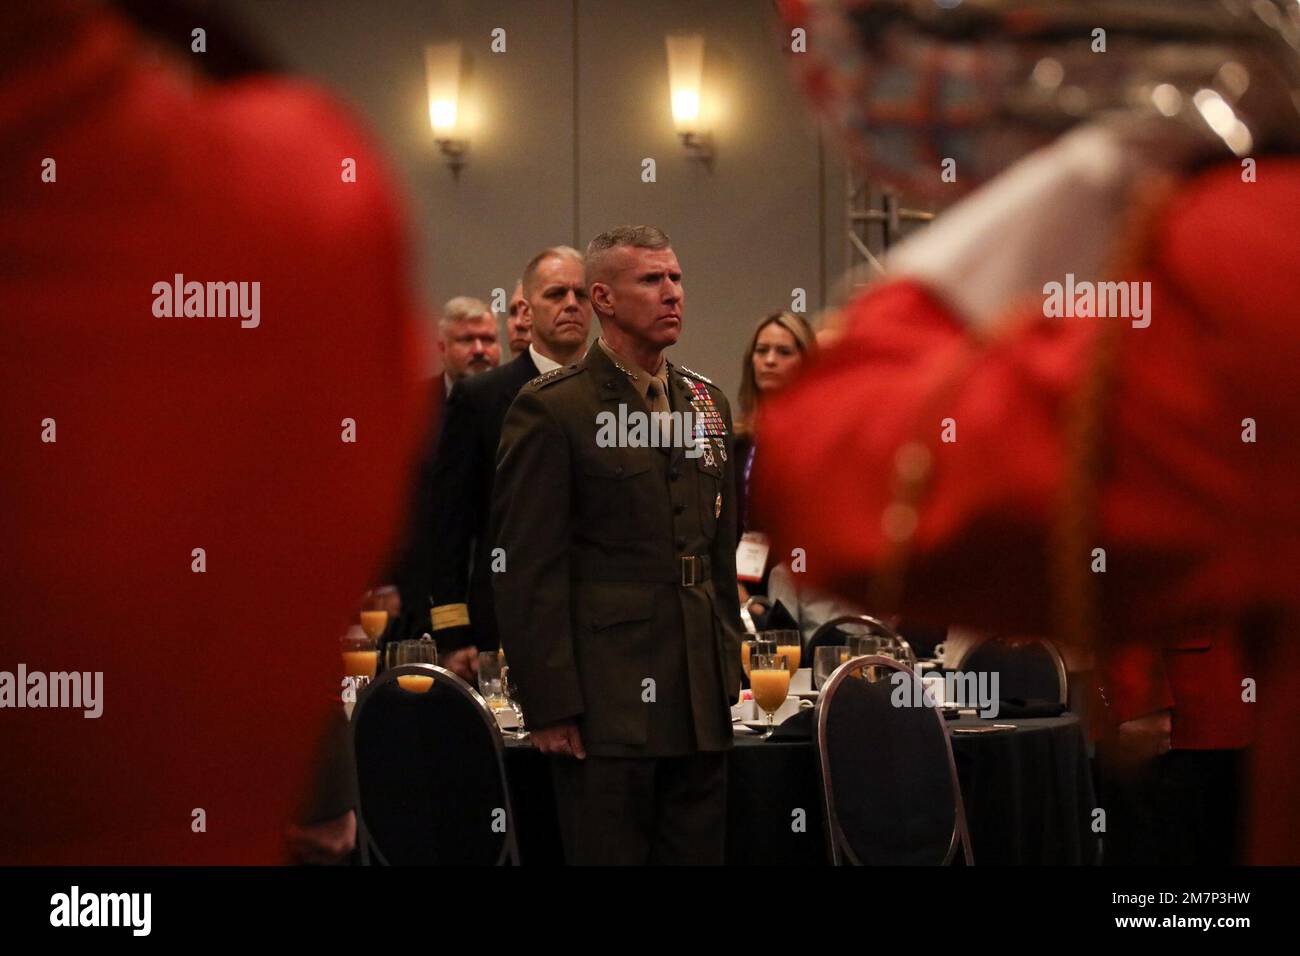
[{"x1": 491, "y1": 225, "x2": 743, "y2": 865}]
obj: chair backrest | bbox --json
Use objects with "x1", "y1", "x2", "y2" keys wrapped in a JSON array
[
  {"x1": 956, "y1": 636, "x2": 1068, "y2": 705},
  {"x1": 351, "y1": 664, "x2": 519, "y2": 865},
  {"x1": 806, "y1": 615, "x2": 915, "y2": 688},
  {"x1": 814, "y1": 655, "x2": 972, "y2": 866}
]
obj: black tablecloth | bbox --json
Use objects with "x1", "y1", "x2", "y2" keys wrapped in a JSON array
[{"x1": 503, "y1": 715, "x2": 1098, "y2": 865}]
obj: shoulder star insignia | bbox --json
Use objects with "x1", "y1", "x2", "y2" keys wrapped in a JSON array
[
  {"x1": 610, "y1": 360, "x2": 639, "y2": 382},
  {"x1": 676, "y1": 364, "x2": 714, "y2": 386},
  {"x1": 526, "y1": 365, "x2": 582, "y2": 390}
]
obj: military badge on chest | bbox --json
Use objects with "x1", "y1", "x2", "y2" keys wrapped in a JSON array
[{"x1": 684, "y1": 378, "x2": 727, "y2": 466}]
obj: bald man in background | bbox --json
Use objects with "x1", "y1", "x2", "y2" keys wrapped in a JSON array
[
  {"x1": 506, "y1": 279, "x2": 531, "y2": 356},
  {"x1": 431, "y1": 248, "x2": 592, "y2": 678}
]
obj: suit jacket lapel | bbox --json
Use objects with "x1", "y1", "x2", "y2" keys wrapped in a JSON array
[
  {"x1": 495, "y1": 351, "x2": 540, "y2": 416},
  {"x1": 514, "y1": 349, "x2": 539, "y2": 386}
]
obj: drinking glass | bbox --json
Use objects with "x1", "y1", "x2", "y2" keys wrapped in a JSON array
[
  {"x1": 477, "y1": 650, "x2": 512, "y2": 716},
  {"x1": 359, "y1": 609, "x2": 389, "y2": 642},
  {"x1": 741, "y1": 637, "x2": 776, "y2": 680},
  {"x1": 500, "y1": 663, "x2": 528, "y2": 740},
  {"x1": 848, "y1": 633, "x2": 881, "y2": 659},
  {"x1": 871, "y1": 637, "x2": 918, "y2": 673},
  {"x1": 340, "y1": 628, "x2": 378, "y2": 699},
  {"x1": 750, "y1": 653, "x2": 790, "y2": 740},
  {"x1": 763, "y1": 630, "x2": 802, "y2": 676},
  {"x1": 812, "y1": 645, "x2": 849, "y2": 691},
  {"x1": 894, "y1": 639, "x2": 918, "y2": 672},
  {"x1": 392, "y1": 637, "x2": 438, "y2": 692}
]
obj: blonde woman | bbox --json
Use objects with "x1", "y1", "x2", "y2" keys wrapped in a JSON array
[{"x1": 734, "y1": 311, "x2": 816, "y2": 598}]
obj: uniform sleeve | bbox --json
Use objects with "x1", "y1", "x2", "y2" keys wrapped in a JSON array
[
  {"x1": 427, "y1": 381, "x2": 482, "y2": 653},
  {"x1": 753, "y1": 279, "x2": 1083, "y2": 635},
  {"x1": 712, "y1": 390, "x2": 744, "y2": 694},
  {"x1": 1, "y1": 36, "x2": 425, "y2": 861},
  {"x1": 753, "y1": 166, "x2": 1300, "y2": 639},
  {"x1": 491, "y1": 388, "x2": 584, "y2": 726}
]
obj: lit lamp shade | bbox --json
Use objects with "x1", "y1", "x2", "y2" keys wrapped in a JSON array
[
  {"x1": 424, "y1": 41, "x2": 463, "y2": 138},
  {"x1": 665, "y1": 33, "x2": 705, "y2": 133}
]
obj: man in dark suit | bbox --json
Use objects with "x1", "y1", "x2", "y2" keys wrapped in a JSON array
[
  {"x1": 385, "y1": 381, "x2": 445, "y2": 643},
  {"x1": 492, "y1": 226, "x2": 743, "y2": 864},
  {"x1": 430, "y1": 247, "x2": 593, "y2": 679}
]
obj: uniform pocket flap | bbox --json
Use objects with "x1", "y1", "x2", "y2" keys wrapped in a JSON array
[
  {"x1": 582, "y1": 584, "x2": 657, "y2": 630},
  {"x1": 692, "y1": 449, "x2": 723, "y2": 477},
  {"x1": 578, "y1": 452, "x2": 652, "y2": 480}
]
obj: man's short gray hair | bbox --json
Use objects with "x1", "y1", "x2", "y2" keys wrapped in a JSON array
[
  {"x1": 522, "y1": 246, "x2": 584, "y2": 297},
  {"x1": 439, "y1": 295, "x2": 492, "y2": 336},
  {"x1": 584, "y1": 225, "x2": 671, "y2": 287}
]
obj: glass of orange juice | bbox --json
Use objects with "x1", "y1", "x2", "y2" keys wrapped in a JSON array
[
  {"x1": 750, "y1": 653, "x2": 790, "y2": 739},
  {"x1": 741, "y1": 637, "x2": 776, "y2": 681},
  {"x1": 340, "y1": 627, "x2": 378, "y2": 700},
  {"x1": 359, "y1": 609, "x2": 389, "y2": 642},
  {"x1": 392, "y1": 637, "x2": 438, "y2": 693},
  {"x1": 763, "y1": 630, "x2": 802, "y2": 677}
]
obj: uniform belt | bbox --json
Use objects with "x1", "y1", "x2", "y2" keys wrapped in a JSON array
[
  {"x1": 571, "y1": 553, "x2": 711, "y2": 586},
  {"x1": 678, "y1": 554, "x2": 708, "y2": 586}
]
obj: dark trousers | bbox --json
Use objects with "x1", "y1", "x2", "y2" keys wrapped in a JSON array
[{"x1": 550, "y1": 752, "x2": 727, "y2": 865}]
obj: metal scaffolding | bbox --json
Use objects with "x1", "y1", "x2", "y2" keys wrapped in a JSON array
[{"x1": 844, "y1": 170, "x2": 937, "y2": 289}]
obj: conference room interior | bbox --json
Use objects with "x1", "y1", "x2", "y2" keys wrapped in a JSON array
[{"x1": 5, "y1": 0, "x2": 1295, "y2": 881}]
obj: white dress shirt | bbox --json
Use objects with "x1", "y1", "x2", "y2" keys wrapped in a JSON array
[{"x1": 528, "y1": 343, "x2": 563, "y2": 375}]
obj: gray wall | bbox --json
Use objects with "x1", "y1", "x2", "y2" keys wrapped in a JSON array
[{"x1": 229, "y1": 0, "x2": 844, "y2": 399}]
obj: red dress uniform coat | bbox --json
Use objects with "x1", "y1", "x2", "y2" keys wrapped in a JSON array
[
  {"x1": 753, "y1": 159, "x2": 1300, "y2": 861},
  {"x1": 0, "y1": 3, "x2": 424, "y2": 863}
]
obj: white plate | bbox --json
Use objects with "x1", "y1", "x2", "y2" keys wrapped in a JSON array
[
  {"x1": 732, "y1": 697, "x2": 812, "y2": 727},
  {"x1": 493, "y1": 708, "x2": 520, "y2": 730}
]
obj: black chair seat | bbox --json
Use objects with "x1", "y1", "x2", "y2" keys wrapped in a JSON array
[
  {"x1": 958, "y1": 637, "x2": 1068, "y2": 706},
  {"x1": 815, "y1": 655, "x2": 972, "y2": 865},
  {"x1": 352, "y1": 665, "x2": 518, "y2": 865}
]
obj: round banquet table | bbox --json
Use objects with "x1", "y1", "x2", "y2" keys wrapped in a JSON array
[{"x1": 502, "y1": 714, "x2": 1099, "y2": 866}]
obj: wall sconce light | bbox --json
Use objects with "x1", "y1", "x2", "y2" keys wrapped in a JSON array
[
  {"x1": 665, "y1": 32, "x2": 711, "y2": 163},
  {"x1": 425, "y1": 41, "x2": 467, "y2": 175}
]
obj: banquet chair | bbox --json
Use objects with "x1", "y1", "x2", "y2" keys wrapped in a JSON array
[
  {"x1": 351, "y1": 664, "x2": 519, "y2": 865},
  {"x1": 806, "y1": 615, "x2": 914, "y2": 689},
  {"x1": 956, "y1": 636, "x2": 1069, "y2": 706},
  {"x1": 814, "y1": 655, "x2": 973, "y2": 865}
]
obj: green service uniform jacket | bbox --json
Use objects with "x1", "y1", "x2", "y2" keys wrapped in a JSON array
[{"x1": 491, "y1": 342, "x2": 744, "y2": 758}]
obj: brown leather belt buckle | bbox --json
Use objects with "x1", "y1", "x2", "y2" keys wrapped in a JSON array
[{"x1": 680, "y1": 555, "x2": 705, "y2": 587}]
